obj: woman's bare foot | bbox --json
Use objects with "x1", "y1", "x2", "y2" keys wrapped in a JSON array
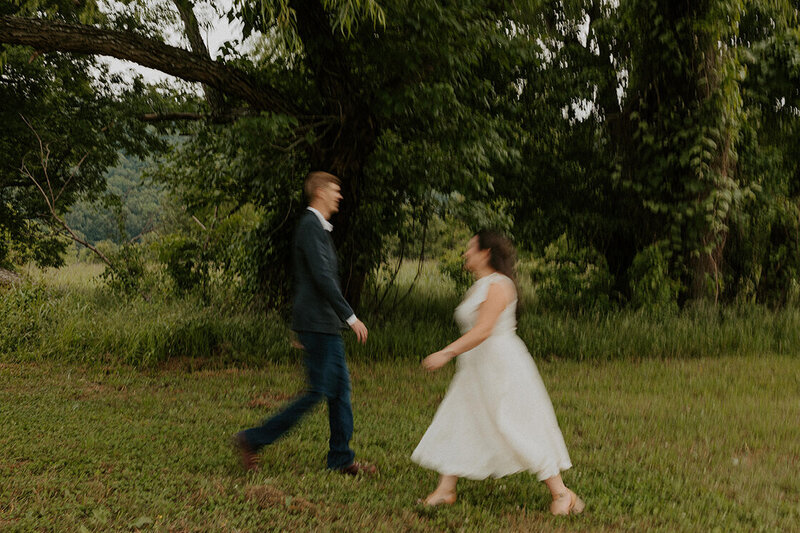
[
  {"x1": 550, "y1": 489, "x2": 585, "y2": 516},
  {"x1": 417, "y1": 489, "x2": 457, "y2": 506}
]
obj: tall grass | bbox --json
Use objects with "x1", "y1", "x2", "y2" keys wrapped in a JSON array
[
  {"x1": 1, "y1": 265, "x2": 294, "y2": 367},
  {"x1": 2, "y1": 261, "x2": 800, "y2": 367}
]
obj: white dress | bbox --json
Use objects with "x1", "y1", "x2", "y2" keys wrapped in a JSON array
[{"x1": 411, "y1": 273, "x2": 572, "y2": 481}]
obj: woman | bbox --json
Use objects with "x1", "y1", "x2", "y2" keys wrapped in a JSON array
[{"x1": 412, "y1": 230, "x2": 584, "y2": 515}]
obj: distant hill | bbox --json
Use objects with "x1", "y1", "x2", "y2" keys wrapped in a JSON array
[{"x1": 65, "y1": 153, "x2": 166, "y2": 245}]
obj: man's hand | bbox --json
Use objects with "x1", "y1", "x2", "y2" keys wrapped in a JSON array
[
  {"x1": 350, "y1": 319, "x2": 368, "y2": 344},
  {"x1": 422, "y1": 350, "x2": 454, "y2": 372}
]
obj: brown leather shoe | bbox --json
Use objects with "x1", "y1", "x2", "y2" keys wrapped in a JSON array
[
  {"x1": 338, "y1": 461, "x2": 378, "y2": 476},
  {"x1": 232, "y1": 432, "x2": 259, "y2": 472}
]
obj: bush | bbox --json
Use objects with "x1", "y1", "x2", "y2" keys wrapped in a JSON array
[
  {"x1": 157, "y1": 234, "x2": 207, "y2": 294},
  {"x1": 524, "y1": 233, "x2": 613, "y2": 313},
  {"x1": 438, "y1": 246, "x2": 472, "y2": 294},
  {"x1": 100, "y1": 244, "x2": 148, "y2": 295},
  {"x1": 628, "y1": 242, "x2": 681, "y2": 313}
]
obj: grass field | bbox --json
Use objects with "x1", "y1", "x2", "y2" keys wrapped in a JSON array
[
  {"x1": 1, "y1": 262, "x2": 799, "y2": 531},
  {"x1": 1, "y1": 355, "x2": 798, "y2": 532}
]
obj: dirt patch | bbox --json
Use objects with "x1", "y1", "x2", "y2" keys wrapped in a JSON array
[
  {"x1": 76, "y1": 380, "x2": 113, "y2": 398},
  {"x1": 191, "y1": 367, "x2": 250, "y2": 378},
  {"x1": 157, "y1": 356, "x2": 218, "y2": 373},
  {"x1": 0, "y1": 268, "x2": 22, "y2": 286},
  {"x1": 245, "y1": 484, "x2": 316, "y2": 515},
  {"x1": 0, "y1": 363, "x2": 24, "y2": 375},
  {"x1": 186, "y1": 479, "x2": 228, "y2": 507},
  {"x1": 247, "y1": 391, "x2": 296, "y2": 409}
]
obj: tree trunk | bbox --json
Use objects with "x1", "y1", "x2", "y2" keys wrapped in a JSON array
[
  {"x1": 689, "y1": 234, "x2": 726, "y2": 302},
  {"x1": 315, "y1": 113, "x2": 378, "y2": 310},
  {"x1": 292, "y1": 0, "x2": 379, "y2": 310}
]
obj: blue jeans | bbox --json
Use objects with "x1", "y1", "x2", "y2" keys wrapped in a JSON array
[{"x1": 243, "y1": 332, "x2": 355, "y2": 470}]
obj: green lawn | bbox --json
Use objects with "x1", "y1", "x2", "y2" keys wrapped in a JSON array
[{"x1": 1, "y1": 355, "x2": 797, "y2": 532}]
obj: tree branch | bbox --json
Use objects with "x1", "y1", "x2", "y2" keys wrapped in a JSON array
[
  {"x1": 173, "y1": 0, "x2": 227, "y2": 117},
  {"x1": 19, "y1": 123, "x2": 114, "y2": 269},
  {"x1": 129, "y1": 214, "x2": 157, "y2": 243},
  {"x1": 19, "y1": 116, "x2": 116, "y2": 268},
  {"x1": 0, "y1": 15, "x2": 299, "y2": 116},
  {"x1": 139, "y1": 108, "x2": 257, "y2": 122},
  {"x1": 140, "y1": 112, "x2": 207, "y2": 122}
]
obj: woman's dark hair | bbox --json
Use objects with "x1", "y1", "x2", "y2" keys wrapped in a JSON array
[
  {"x1": 476, "y1": 229, "x2": 521, "y2": 318},
  {"x1": 476, "y1": 229, "x2": 518, "y2": 292}
]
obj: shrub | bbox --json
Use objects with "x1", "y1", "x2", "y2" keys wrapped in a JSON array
[
  {"x1": 100, "y1": 244, "x2": 148, "y2": 295},
  {"x1": 438, "y1": 246, "x2": 472, "y2": 294},
  {"x1": 524, "y1": 233, "x2": 613, "y2": 313},
  {"x1": 628, "y1": 242, "x2": 681, "y2": 313},
  {"x1": 157, "y1": 235, "x2": 207, "y2": 294}
]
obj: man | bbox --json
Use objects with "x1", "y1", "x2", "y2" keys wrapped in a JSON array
[{"x1": 233, "y1": 171, "x2": 376, "y2": 476}]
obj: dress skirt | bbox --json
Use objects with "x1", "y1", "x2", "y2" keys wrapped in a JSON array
[{"x1": 411, "y1": 333, "x2": 572, "y2": 481}]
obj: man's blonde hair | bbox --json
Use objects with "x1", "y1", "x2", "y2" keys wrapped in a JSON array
[{"x1": 304, "y1": 171, "x2": 340, "y2": 201}]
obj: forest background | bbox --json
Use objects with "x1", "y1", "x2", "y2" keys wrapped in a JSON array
[
  {"x1": 1, "y1": 1, "x2": 800, "y2": 531},
  {"x1": 2, "y1": 0, "x2": 799, "y2": 318}
]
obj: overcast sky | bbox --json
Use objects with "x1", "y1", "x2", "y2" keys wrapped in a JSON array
[{"x1": 101, "y1": 0, "x2": 243, "y2": 85}]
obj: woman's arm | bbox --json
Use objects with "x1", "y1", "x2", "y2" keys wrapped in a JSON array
[{"x1": 422, "y1": 280, "x2": 513, "y2": 371}]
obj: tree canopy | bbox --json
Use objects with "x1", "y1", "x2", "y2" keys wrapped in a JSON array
[
  {"x1": 2, "y1": 0, "x2": 799, "y2": 309},
  {"x1": 0, "y1": 1, "x2": 167, "y2": 267}
]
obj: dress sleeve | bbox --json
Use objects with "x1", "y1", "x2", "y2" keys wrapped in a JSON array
[{"x1": 477, "y1": 274, "x2": 516, "y2": 304}]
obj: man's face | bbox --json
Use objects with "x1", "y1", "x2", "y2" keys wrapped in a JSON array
[{"x1": 319, "y1": 183, "x2": 343, "y2": 215}]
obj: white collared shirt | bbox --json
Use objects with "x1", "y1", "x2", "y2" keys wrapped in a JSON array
[
  {"x1": 307, "y1": 207, "x2": 333, "y2": 232},
  {"x1": 306, "y1": 206, "x2": 357, "y2": 326}
]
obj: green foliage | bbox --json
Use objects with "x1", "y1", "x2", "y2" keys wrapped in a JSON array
[
  {"x1": 236, "y1": 0, "x2": 386, "y2": 48},
  {"x1": 65, "y1": 153, "x2": 166, "y2": 245},
  {"x1": 628, "y1": 242, "x2": 681, "y2": 313},
  {"x1": 723, "y1": 1, "x2": 800, "y2": 306},
  {"x1": 150, "y1": 117, "x2": 304, "y2": 306},
  {"x1": 77, "y1": 239, "x2": 117, "y2": 264},
  {"x1": 148, "y1": 198, "x2": 280, "y2": 303},
  {"x1": 99, "y1": 244, "x2": 148, "y2": 296},
  {"x1": 0, "y1": 1, "x2": 166, "y2": 267},
  {"x1": 494, "y1": 0, "x2": 800, "y2": 309},
  {"x1": 438, "y1": 247, "x2": 472, "y2": 295},
  {"x1": 524, "y1": 234, "x2": 613, "y2": 313},
  {"x1": 157, "y1": 235, "x2": 207, "y2": 294},
  {"x1": 147, "y1": 0, "x2": 524, "y2": 309},
  {"x1": 5, "y1": 0, "x2": 800, "y2": 312}
]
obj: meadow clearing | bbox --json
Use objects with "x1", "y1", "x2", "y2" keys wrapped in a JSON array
[{"x1": 1, "y1": 263, "x2": 798, "y2": 531}]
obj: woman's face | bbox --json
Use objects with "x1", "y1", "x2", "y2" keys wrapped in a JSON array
[{"x1": 464, "y1": 236, "x2": 490, "y2": 273}]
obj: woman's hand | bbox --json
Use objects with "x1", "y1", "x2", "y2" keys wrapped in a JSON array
[{"x1": 422, "y1": 350, "x2": 454, "y2": 372}]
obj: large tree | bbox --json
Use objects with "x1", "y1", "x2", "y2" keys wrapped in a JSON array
[
  {"x1": 497, "y1": 0, "x2": 800, "y2": 306},
  {"x1": 1, "y1": 0, "x2": 524, "y2": 306}
]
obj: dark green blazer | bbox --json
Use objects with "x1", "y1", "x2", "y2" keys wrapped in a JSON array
[{"x1": 291, "y1": 210, "x2": 354, "y2": 334}]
